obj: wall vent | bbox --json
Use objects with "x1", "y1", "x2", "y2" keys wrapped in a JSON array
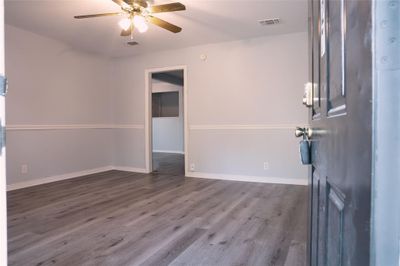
[{"x1": 259, "y1": 18, "x2": 281, "y2": 26}]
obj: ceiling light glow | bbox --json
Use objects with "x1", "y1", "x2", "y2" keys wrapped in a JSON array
[
  {"x1": 133, "y1": 15, "x2": 148, "y2": 33},
  {"x1": 118, "y1": 18, "x2": 131, "y2": 31}
]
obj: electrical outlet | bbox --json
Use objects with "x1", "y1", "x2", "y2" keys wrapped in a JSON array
[
  {"x1": 21, "y1": 164, "x2": 28, "y2": 174},
  {"x1": 190, "y1": 163, "x2": 195, "y2": 172},
  {"x1": 263, "y1": 162, "x2": 269, "y2": 170}
]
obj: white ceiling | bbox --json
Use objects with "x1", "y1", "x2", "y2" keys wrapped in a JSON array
[{"x1": 5, "y1": 0, "x2": 308, "y2": 58}]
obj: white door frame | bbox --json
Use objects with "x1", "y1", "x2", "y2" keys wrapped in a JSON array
[
  {"x1": 0, "y1": 0, "x2": 7, "y2": 261},
  {"x1": 144, "y1": 65, "x2": 188, "y2": 175}
]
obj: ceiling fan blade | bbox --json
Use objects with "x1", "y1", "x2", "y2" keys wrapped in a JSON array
[
  {"x1": 149, "y1": 3, "x2": 186, "y2": 13},
  {"x1": 74, "y1": 12, "x2": 121, "y2": 19},
  {"x1": 112, "y1": 0, "x2": 125, "y2": 6},
  {"x1": 121, "y1": 27, "x2": 132, "y2": 36},
  {"x1": 123, "y1": 0, "x2": 148, "y2": 8},
  {"x1": 147, "y1": 16, "x2": 182, "y2": 33}
]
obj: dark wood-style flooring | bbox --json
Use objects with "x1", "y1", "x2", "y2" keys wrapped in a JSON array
[
  {"x1": 152, "y1": 152, "x2": 185, "y2": 175},
  {"x1": 7, "y1": 170, "x2": 307, "y2": 266}
]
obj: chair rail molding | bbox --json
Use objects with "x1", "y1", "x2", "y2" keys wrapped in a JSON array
[
  {"x1": 6, "y1": 124, "x2": 145, "y2": 131},
  {"x1": 189, "y1": 124, "x2": 310, "y2": 130}
]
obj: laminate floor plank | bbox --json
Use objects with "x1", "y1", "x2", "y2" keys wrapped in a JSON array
[
  {"x1": 152, "y1": 153, "x2": 184, "y2": 176},
  {"x1": 8, "y1": 170, "x2": 307, "y2": 266},
  {"x1": 8, "y1": 174, "x2": 203, "y2": 258}
]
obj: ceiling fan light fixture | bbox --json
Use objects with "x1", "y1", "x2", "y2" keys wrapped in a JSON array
[
  {"x1": 133, "y1": 15, "x2": 149, "y2": 33},
  {"x1": 74, "y1": 1, "x2": 185, "y2": 36},
  {"x1": 118, "y1": 17, "x2": 132, "y2": 31},
  {"x1": 121, "y1": 2, "x2": 132, "y2": 10}
]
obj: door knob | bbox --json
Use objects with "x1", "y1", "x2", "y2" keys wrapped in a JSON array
[
  {"x1": 295, "y1": 127, "x2": 313, "y2": 139},
  {"x1": 296, "y1": 127, "x2": 312, "y2": 165}
]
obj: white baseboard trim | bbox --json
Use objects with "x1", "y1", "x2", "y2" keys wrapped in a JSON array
[
  {"x1": 7, "y1": 166, "x2": 114, "y2": 191},
  {"x1": 112, "y1": 166, "x2": 149, "y2": 173},
  {"x1": 7, "y1": 166, "x2": 150, "y2": 191},
  {"x1": 7, "y1": 167, "x2": 306, "y2": 191},
  {"x1": 186, "y1": 171, "x2": 308, "y2": 186},
  {"x1": 153, "y1": 150, "x2": 185, "y2": 154}
]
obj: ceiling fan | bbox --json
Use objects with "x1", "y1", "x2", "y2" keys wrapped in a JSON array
[{"x1": 74, "y1": 0, "x2": 185, "y2": 38}]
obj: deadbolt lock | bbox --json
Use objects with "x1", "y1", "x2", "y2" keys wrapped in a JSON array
[{"x1": 303, "y1": 82, "x2": 314, "y2": 108}]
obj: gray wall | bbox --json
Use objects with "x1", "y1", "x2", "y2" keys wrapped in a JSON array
[
  {"x1": 5, "y1": 24, "x2": 309, "y2": 186},
  {"x1": 111, "y1": 32, "x2": 309, "y2": 182},
  {"x1": 5, "y1": 25, "x2": 113, "y2": 185}
]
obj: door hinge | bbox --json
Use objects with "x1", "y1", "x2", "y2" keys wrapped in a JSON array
[{"x1": 0, "y1": 75, "x2": 8, "y2": 97}]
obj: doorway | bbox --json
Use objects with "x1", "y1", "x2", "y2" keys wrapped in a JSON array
[{"x1": 145, "y1": 66, "x2": 188, "y2": 176}]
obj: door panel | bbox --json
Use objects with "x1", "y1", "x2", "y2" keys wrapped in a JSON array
[
  {"x1": 316, "y1": 175, "x2": 327, "y2": 266},
  {"x1": 310, "y1": 169, "x2": 320, "y2": 266},
  {"x1": 327, "y1": 0, "x2": 346, "y2": 115},
  {"x1": 311, "y1": 0, "x2": 321, "y2": 119},
  {"x1": 308, "y1": 0, "x2": 372, "y2": 265},
  {"x1": 326, "y1": 183, "x2": 345, "y2": 266}
]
